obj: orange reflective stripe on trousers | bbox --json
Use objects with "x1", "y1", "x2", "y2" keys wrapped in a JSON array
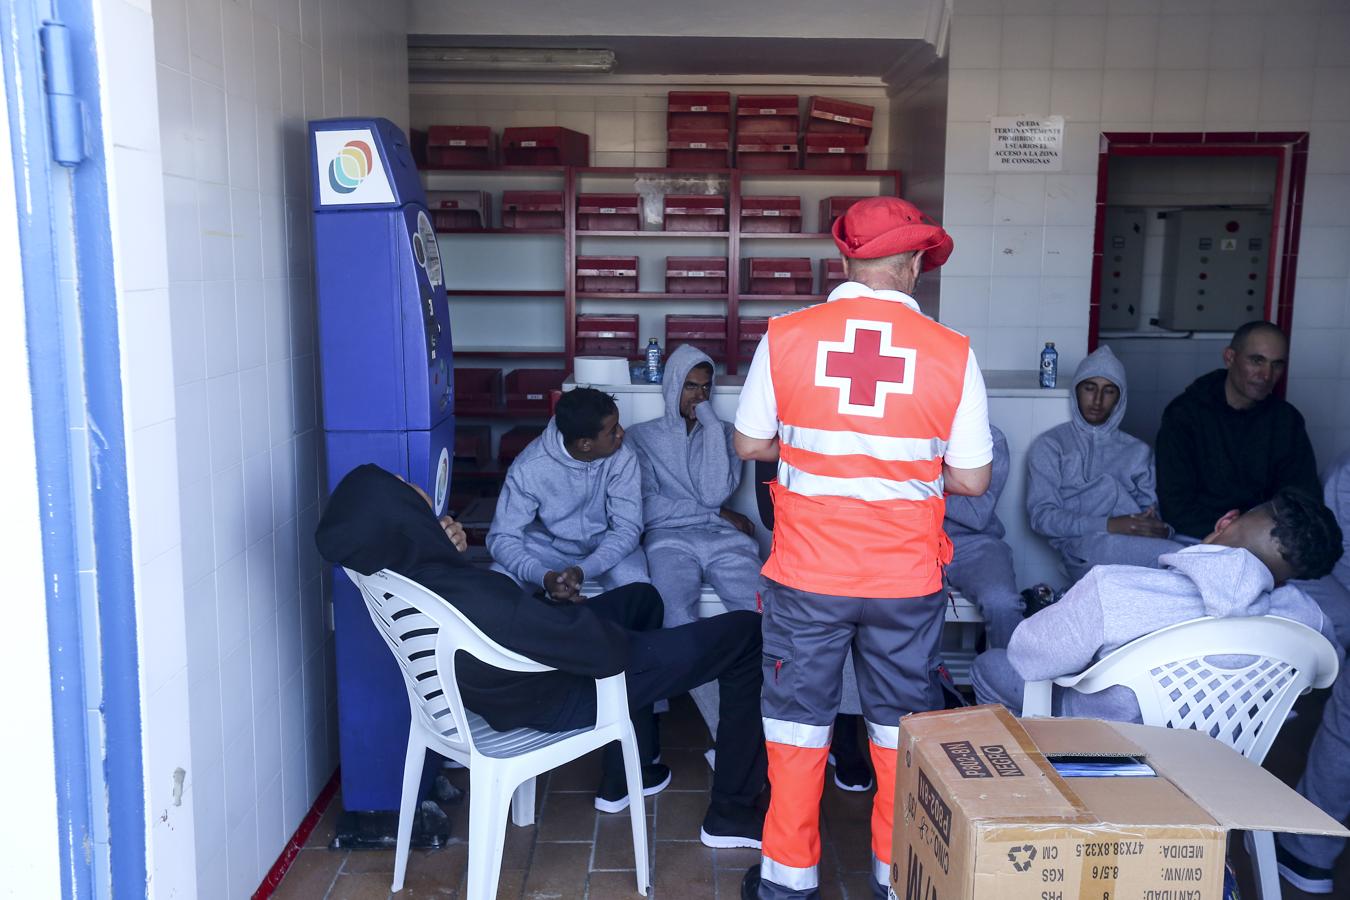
[
  {"x1": 868, "y1": 739, "x2": 899, "y2": 871},
  {"x1": 762, "y1": 742, "x2": 830, "y2": 887}
]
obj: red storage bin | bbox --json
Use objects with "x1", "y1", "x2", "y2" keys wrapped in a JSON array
[
  {"x1": 666, "y1": 315, "x2": 728, "y2": 361},
  {"x1": 740, "y1": 196, "x2": 802, "y2": 233},
  {"x1": 744, "y1": 257, "x2": 813, "y2": 295},
  {"x1": 736, "y1": 133, "x2": 800, "y2": 170},
  {"x1": 820, "y1": 258, "x2": 847, "y2": 295},
  {"x1": 738, "y1": 316, "x2": 769, "y2": 360},
  {"x1": 736, "y1": 94, "x2": 801, "y2": 134},
  {"x1": 505, "y1": 369, "x2": 566, "y2": 414},
  {"x1": 663, "y1": 195, "x2": 727, "y2": 232},
  {"x1": 667, "y1": 129, "x2": 731, "y2": 169},
  {"x1": 578, "y1": 193, "x2": 641, "y2": 231},
  {"x1": 665, "y1": 257, "x2": 729, "y2": 294},
  {"x1": 667, "y1": 91, "x2": 732, "y2": 131},
  {"x1": 501, "y1": 127, "x2": 589, "y2": 166},
  {"x1": 806, "y1": 96, "x2": 875, "y2": 134},
  {"x1": 426, "y1": 191, "x2": 491, "y2": 230},
  {"x1": 453, "y1": 366, "x2": 503, "y2": 414},
  {"x1": 426, "y1": 126, "x2": 495, "y2": 168},
  {"x1": 576, "y1": 314, "x2": 639, "y2": 357},
  {"x1": 501, "y1": 191, "x2": 564, "y2": 230},
  {"x1": 499, "y1": 426, "x2": 544, "y2": 463},
  {"x1": 803, "y1": 133, "x2": 869, "y2": 172},
  {"x1": 576, "y1": 256, "x2": 639, "y2": 293},
  {"x1": 453, "y1": 425, "x2": 492, "y2": 466},
  {"x1": 819, "y1": 196, "x2": 871, "y2": 229}
]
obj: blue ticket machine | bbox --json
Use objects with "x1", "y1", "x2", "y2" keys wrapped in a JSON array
[{"x1": 310, "y1": 118, "x2": 454, "y2": 844}]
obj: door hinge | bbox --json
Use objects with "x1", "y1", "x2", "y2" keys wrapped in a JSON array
[{"x1": 40, "y1": 21, "x2": 85, "y2": 167}]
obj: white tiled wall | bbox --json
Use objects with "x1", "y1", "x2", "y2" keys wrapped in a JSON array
[
  {"x1": 944, "y1": 0, "x2": 1350, "y2": 467},
  {"x1": 888, "y1": 53, "x2": 950, "y2": 315},
  {"x1": 149, "y1": 0, "x2": 409, "y2": 894}
]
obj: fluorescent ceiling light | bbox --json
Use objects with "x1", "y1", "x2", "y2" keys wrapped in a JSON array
[{"x1": 408, "y1": 47, "x2": 617, "y2": 73}]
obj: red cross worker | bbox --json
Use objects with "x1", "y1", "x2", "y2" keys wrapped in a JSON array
[{"x1": 733, "y1": 197, "x2": 995, "y2": 900}]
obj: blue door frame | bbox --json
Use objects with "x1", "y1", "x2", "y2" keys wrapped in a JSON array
[{"x1": 2, "y1": 1, "x2": 147, "y2": 897}]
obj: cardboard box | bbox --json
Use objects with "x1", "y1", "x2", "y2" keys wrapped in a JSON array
[{"x1": 891, "y1": 706, "x2": 1347, "y2": 900}]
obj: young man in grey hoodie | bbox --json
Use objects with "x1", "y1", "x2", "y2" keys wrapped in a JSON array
[
  {"x1": 943, "y1": 424, "x2": 1022, "y2": 649},
  {"x1": 487, "y1": 387, "x2": 648, "y2": 596},
  {"x1": 972, "y1": 486, "x2": 1344, "y2": 723},
  {"x1": 626, "y1": 344, "x2": 761, "y2": 627},
  {"x1": 1026, "y1": 345, "x2": 1185, "y2": 582},
  {"x1": 1275, "y1": 451, "x2": 1350, "y2": 894}
]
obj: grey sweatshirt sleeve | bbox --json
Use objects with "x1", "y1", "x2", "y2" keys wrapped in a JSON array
[
  {"x1": 945, "y1": 430, "x2": 1008, "y2": 533},
  {"x1": 1006, "y1": 572, "x2": 1108, "y2": 681},
  {"x1": 634, "y1": 443, "x2": 663, "y2": 529},
  {"x1": 486, "y1": 468, "x2": 551, "y2": 588},
  {"x1": 1026, "y1": 433, "x2": 1110, "y2": 539},
  {"x1": 1129, "y1": 447, "x2": 1159, "y2": 511},
  {"x1": 577, "y1": 449, "x2": 644, "y2": 579},
  {"x1": 690, "y1": 404, "x2": 740, "y2": 509}
]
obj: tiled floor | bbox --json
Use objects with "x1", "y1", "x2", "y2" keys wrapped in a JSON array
[
  {"x1": 272, "y1": 695, "x2": 879, "y2": 899},
  {"x1": 272, "y1": 689, "x2": 1348, "y2": 900}
]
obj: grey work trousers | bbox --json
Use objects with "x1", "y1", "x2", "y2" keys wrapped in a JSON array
[{"x1": 758, "y1": 580, "x2": 946, "y2": 900}]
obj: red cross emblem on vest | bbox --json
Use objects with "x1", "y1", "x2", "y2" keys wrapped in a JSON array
[{"x1": 815, "y1": 319, "x2": 917, "y2": 417}]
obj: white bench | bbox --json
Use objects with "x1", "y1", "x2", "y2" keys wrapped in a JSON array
[{"x1": 688, "y1": 585, "x2": 986, "y2": 687}]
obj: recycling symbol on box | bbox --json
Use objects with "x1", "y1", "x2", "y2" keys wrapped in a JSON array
[{"x1": 1008, "y1": 844, "x2": 1037, "y2": 872}]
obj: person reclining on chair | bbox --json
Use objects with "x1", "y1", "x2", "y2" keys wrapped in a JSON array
[
  {"x1": 316, "y1": 464, "x2": 767, "y2": 848},
  {"x1": 488, "y1": 387, "x2": 648, "y2": 598},
  {"x1": 626, "y1": 344, "x2": 761, "y2": 627},
  {"x1": 971, "y1": 486, "x2": 1343, "y2": 721}
]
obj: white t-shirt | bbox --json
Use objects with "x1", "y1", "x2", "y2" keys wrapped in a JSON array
[{"x1": 733, "y1": 281, "x2": 994, "y2": 469}]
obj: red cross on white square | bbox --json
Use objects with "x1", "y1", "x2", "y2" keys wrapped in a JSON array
[{"x1": 814, "y1": 319, "x2": 917, "y2": 417}]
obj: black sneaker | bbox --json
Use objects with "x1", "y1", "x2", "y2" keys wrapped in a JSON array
[
  {"x1": 1276, "y1": 842, "x2": 1335, "y2": 894},
  {"x1": 829, "y1": 751, "x2": 875, "y2": 792},
  {"x1": 741, "y1": 864, "x2": 761, "y2": 900},
  {"x1": 700, "y1": 803, "x2": 764, "y2": 849},
  {"x1": 594, "y1": 763, "x2": 672, "y2": 813}
]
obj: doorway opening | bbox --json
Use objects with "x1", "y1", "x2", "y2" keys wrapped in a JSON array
[{"x1": 1089, "y1": 132, "x2": 1309, "y2": 444}]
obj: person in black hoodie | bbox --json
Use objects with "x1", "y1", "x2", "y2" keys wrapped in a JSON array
[
  {"x1": 315, "y1": 463, "x2": 767, "y2": 848},
  {"x1": 1156, "y1": 321, "x2": 1320, "y2": 539}
]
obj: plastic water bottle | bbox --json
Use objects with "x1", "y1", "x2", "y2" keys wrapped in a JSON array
[
  {"x1": 1039, "y1": 341, "x2": 1058, "y2": 388},
  {"x1": 644, "y1": 337, "x2": 663, "y2": 384}
]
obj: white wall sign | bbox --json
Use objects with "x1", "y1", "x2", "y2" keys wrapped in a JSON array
[
  {"x1": 314, "y1": 128, "x2": 396, "y2": 206},
  {"x1": 989, "y1": 116, "x2": 1064, "y2": 172}
]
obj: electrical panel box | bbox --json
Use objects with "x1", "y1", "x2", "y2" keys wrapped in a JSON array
[
  {"x1": 1159, "y1": 209, "x2": 1271, "y2": 331},
  {"x1": 1098, "y1": 207, "x2": 1146, "y2": 330}
]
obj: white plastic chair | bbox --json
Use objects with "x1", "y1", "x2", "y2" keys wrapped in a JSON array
[
  {"x1": 345, "y1": 568, "x2": 650, "y2": 898},
  {"x1": 1022, "y1": 615, "x2": 1340, "y2": 900}
]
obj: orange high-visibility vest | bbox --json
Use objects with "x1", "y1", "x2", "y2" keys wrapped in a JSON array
[{"x1": 762, "y1": 294, "x2": 969, "y2": 598}]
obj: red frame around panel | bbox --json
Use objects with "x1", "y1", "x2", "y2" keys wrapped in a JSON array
[{"x1": 1088, "y1": 131, "x2": 1309, "y2": 356}]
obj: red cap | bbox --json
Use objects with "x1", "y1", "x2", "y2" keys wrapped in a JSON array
[{"x1": 831, "y1": 197, "x2": 954, "y2": 270}]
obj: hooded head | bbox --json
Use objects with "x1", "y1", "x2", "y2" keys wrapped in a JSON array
[
  {"x1": 1070, "y1": 346, "x2": 1127, "y2": 434},
  {"x1": 660, "y1": 344, "x2": 716, "y2": 430},
  {"x1": 315, "y1": 464, "x2": 464, "y2": 576}
]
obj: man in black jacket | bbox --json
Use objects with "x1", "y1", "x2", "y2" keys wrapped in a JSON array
[
  {"x1": 1156, "y1": 321, "x2": 1320, "y2": 539},
  {"x1": 316, "y1": 464, "x2": 766, "y2": 847}
]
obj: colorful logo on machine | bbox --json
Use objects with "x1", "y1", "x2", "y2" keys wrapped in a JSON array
[{"x1": 327, "y1": 140, "x2": 373, "y2": 194}]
